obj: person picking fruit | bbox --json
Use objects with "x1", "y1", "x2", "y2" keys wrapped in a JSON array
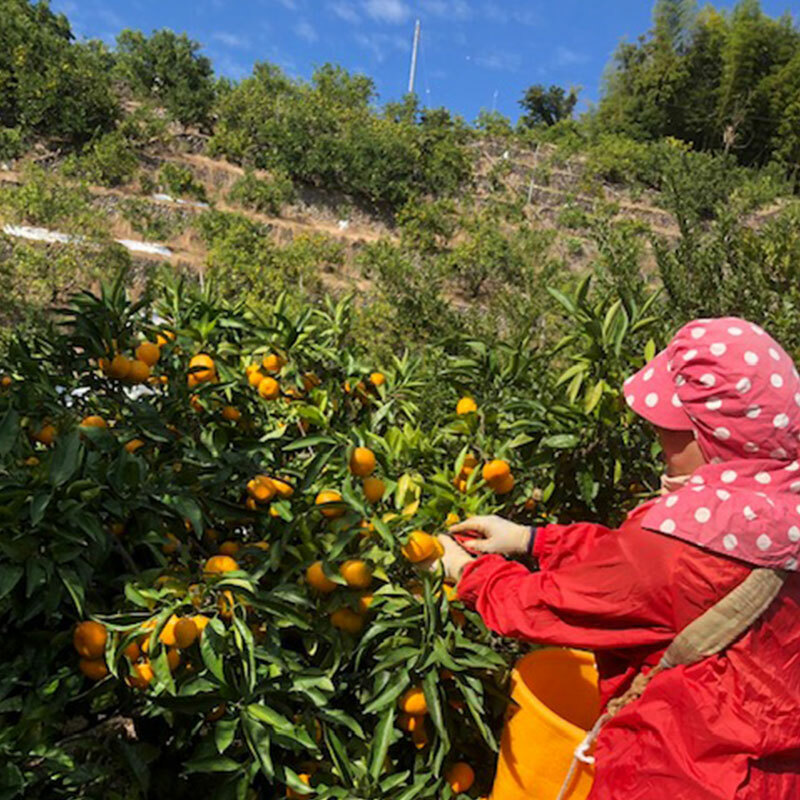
[{"x1": 436, "y1": 317, "x2": 800, "y2": 800}]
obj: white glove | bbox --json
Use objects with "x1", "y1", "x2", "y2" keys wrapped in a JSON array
[
  {"x1": 423, "y1": 534, "x2": 475, "y2": 583},
  {"x1": 448, "y1": 515, "x2": 531, "y2": 556}
]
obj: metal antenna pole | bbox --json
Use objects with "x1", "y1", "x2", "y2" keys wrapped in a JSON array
[{"x1": 408, "y1": 19, "x2": 421, "y2": 94}]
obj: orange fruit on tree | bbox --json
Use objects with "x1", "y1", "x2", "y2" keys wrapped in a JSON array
[
  {"x1": 482, "y1": 459, "x2": 511, "y2": 484},
  {"x1": 270, "y1": 477, "x2": 294, "y2": 498},
  {"x1": 128, "y1": 660, "x2": 154, "y2": 690},
  {"x1": 221, "y1": 405, "x2": 241, "y2": 422},
  {"x1": 258, "y1": 376, "x2": 280, "y2": 400},
  {"x1": 315, "y1": 490, "x2": 345, "y2": 518},
  {"x1": 445, "y1": 512, "x2": 460, "y2": 526},
  {"x1": 248, "y1": 368, "x2": 265, "y2": 388},
  {"x1": 218, "y1": 590, "x2": 235, "y2": 620},
  {"x1": 286, "y1": 773, "x2": 311, "y2": 799},
  {"x1": 32, "y1": 424, "x2": 56, "y2": 446},
  {"x1": 188, "y1": 353, "x2": 215, "y2": 383},
  {"x1": 446, "y1": 763, "x2": 475, "y2": 793},
  {"x1": 349, "y1": 447, "x2": 376, "y2": 477},
  {"x1": 135, "y1": 341, "x2": 161, "y2": 366},
  {"x1": 398, "y1": 686, "x2": 428, "y2": 715},
  {"x1": 192, "y1": 614, "x2": 210, "y2": 634},
  {"x1": 126, "y1": 359, "x2": 151, "y2": 384},
  {"x1": 398, "y1": 713, "x2": 424, "y2": 733},
  {"x1": 123, "y1": 638, "x2": 141, "y2": 661},
  {"x1": 124, "y1": 438, "x2": 145, "y2": 454},
  {"x1": 80, "y1": 415, "x2": 107, "y2": 429},
  {"x1": 1, "y1": 375, "x2": 12, "y2": 388},
  {"x1": 166, "y1": 647, "x2": 181, "y2": 671},
  {"x1": 369, "y1": 371, "x2": 385, "y2": 387},
  {"x1": 218, "y1": 540, "x2": 241, "y2": 557},
  {"x1": 306, "y1": 561, "x2": 337, "y2": 593},
  {"x1": 401, "y1": 531, "x2": 436, "y2": 563},
  {"x1": 358, "y1": 593, "x2": 374, "y2": 614},
  {"x1": 491, "y1": 472, "x2": 515, "y2": 495},
  {"x1": 456, "y1": 396, "x2": 478, "y2": 415},
  {"x1": 362, "y1": 476, "x2": 385, "y2": 503},
  {"x1": 330, "y1": 608, "x2": 364, "y2": 634},
  {"x1": 73, "y1": 620, "x2": 107, "y2": 659},
  {"x1": 339, "y1": 560, "x2": 372, "y2": 589},
  {"x1": 108, "y1": 354, "x2": 131, "y2": 380},
  {"x1": 155, "y1": 331, "x2": 174, "y2": 347},
  {"x1": 261, "y1": 353, "x2": 286, "y2": 373},
  {"x1": 174, "y1": 618, "x2": 198, "y2": 650},
  {"x1": 247, "y1": 476, "x2": 276, "y2": 504},
  {"x1": 153, "y1": 615, "x2": 179, "y2": 647},
  {"x1": 203, "y1": 555, "x2": 239, "y2": 577},
  {"x1": 431, "y1": 537, "x2": 445, "y2": 559},
  {"x1": 460, "y1": 453, "x2": 478, "y2": 475},
  {"x1": 79, "y1": 658, "x2": 108, "y2": 681}
]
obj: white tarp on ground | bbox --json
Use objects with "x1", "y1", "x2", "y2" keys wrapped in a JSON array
[
  {"x1": 2, "y1": 224, "x2": 173, "y2": 257},
  {"x1": 151, "y1": 193, "x2": 209, "y2": 209},
  {"x1": 115, "y1": 239, "x2": 173, "y2": 256}
]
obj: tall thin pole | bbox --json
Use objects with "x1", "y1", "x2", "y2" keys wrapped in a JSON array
[{"x1": 408, "y1": 19, "x2": 421, "y2": 94}]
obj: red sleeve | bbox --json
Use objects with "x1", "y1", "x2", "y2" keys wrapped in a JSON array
[
  {"x1": 457, "y1": 510, "x2": 677, "y2": 651},
  {"x1": 533, "y1": 521, "x2": 617, "y2": 570}
]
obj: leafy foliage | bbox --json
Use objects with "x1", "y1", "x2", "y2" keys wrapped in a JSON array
[
  {"x1": 210, "y1": 65, "x2": 473, "y2": 212},
  {"x1": 598, "y1": 0, "x2": 800, "y2": 171},
  {"x1": 228, "y1": 170, "x2": 296, "y2": 217},
  {"x1": 519, "y1": 85, "x2": 579, "y2": 128},
  {"x1": 114, "y1": 29, "x2": 216, "y2": 128},
  {"x1": 0, "y1": 0, "x2": 118, "y2": 149}
]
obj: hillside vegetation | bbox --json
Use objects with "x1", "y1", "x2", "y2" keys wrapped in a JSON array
[{"x1": 1, "y1": 1, "x2": 800, "y2": 798}]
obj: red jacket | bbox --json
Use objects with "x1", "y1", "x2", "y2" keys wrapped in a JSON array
[{"x1": 457, "y1": 502, "x2": 800, "y2": 799}]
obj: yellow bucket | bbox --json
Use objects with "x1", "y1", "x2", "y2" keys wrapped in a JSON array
[{"x1": 490, "y1": 648, "x2": 600, "y2": 800}]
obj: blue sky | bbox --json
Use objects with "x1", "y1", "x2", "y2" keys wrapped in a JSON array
[{"x1": 53, "y1": 0, "x2": 797, "y2": 122}]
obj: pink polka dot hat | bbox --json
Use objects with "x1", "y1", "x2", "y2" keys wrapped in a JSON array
[{"x1": 624, "y1": 317, "x2": 800, "y2": 571}]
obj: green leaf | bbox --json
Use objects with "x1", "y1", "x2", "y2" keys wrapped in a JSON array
[
  {"x1": 540, "y1": 434, "x2": 580, "y2": 450},
  {"x1": 183, "y1": 756, "x2": 242, "y2": 774},
  {"x1": 422, "y1": 669, "x2": 448, "y2": 748},
  {"x1": 30, "y1": 490, "x2": 52, "y2": 525},
  {"x1": 363, "y1": 671, "x2": 410, "y2": 714},
  {"x1": 200, "y1": 621, "x2": 225, "y2": 682},
  {"x1": 644, "y1": 338, "x2": 656, "y2": 362},
  {"x1": 0, "y1": 408, "x2": 19, "y2": 456},
  {"x1": 323, "y1": 726, "x2": 353, "y2": 787},
  {"x1": 584, "y1": 380, "x2": 605, "y2": 414},
  {"x1": 215, "y1": 717, "x2": 239, "y2": 754},
  {"x1": 58, "y1": 567, "x2": 84, "y2": 616},
  {"x1": 241, "y1": 714, "x2": 273, "y2": 779},
  {"x1": 0, "y1": 565, "x2": 23, "y2": 601},
  {"x1": 283, "y1": 434, "x2": 337, "y2": 452},
  {"x1": 246, "y1": 703, "x2": 292, "y2": 732},
  {"x1": 49, "y1": 430, "x2": 82, "y2": 486},
  {"x1": 368, "y1": 706, "x2": 396, "y2": 781}
]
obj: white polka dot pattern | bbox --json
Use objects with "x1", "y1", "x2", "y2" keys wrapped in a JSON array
[{"x1": 626, "y1": 316, "x2": 800, "y2": 571}]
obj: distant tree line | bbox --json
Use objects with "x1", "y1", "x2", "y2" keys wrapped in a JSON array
[{"x1": 1, "y1": 0, "x2": 798, "y2": 203}]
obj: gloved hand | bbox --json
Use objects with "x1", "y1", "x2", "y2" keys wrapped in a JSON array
[
  {"x1": 424, "y1": 534, "x2": 475, "y2": 583},
  {"x1": 448, "y1": 515, "x2": 531, "y2": 556}
]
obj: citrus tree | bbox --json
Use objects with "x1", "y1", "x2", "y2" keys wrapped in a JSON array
[{"x1": 0, "y1": 272, "x2": 661, "y2": 799}]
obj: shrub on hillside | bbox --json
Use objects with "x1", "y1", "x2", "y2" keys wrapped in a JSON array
[
  {"x1": 227, "y1": 170, "x2": 296, "y2": 216},
  {"x1": 209, "y1": 64, "x2": 472, "y2": 213},
  {"x1": 61, "y1": 131, "x2": 140, "y2": 188},
  {"x1": 0, "y1": 0, "x2": 118, "y2": 148},
  {"x1": 114, "y1": 28, "x2": 216, "y2": 128},
  {"x1": 157, "y1": 163, "x2": 208, "y2": 202}
]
